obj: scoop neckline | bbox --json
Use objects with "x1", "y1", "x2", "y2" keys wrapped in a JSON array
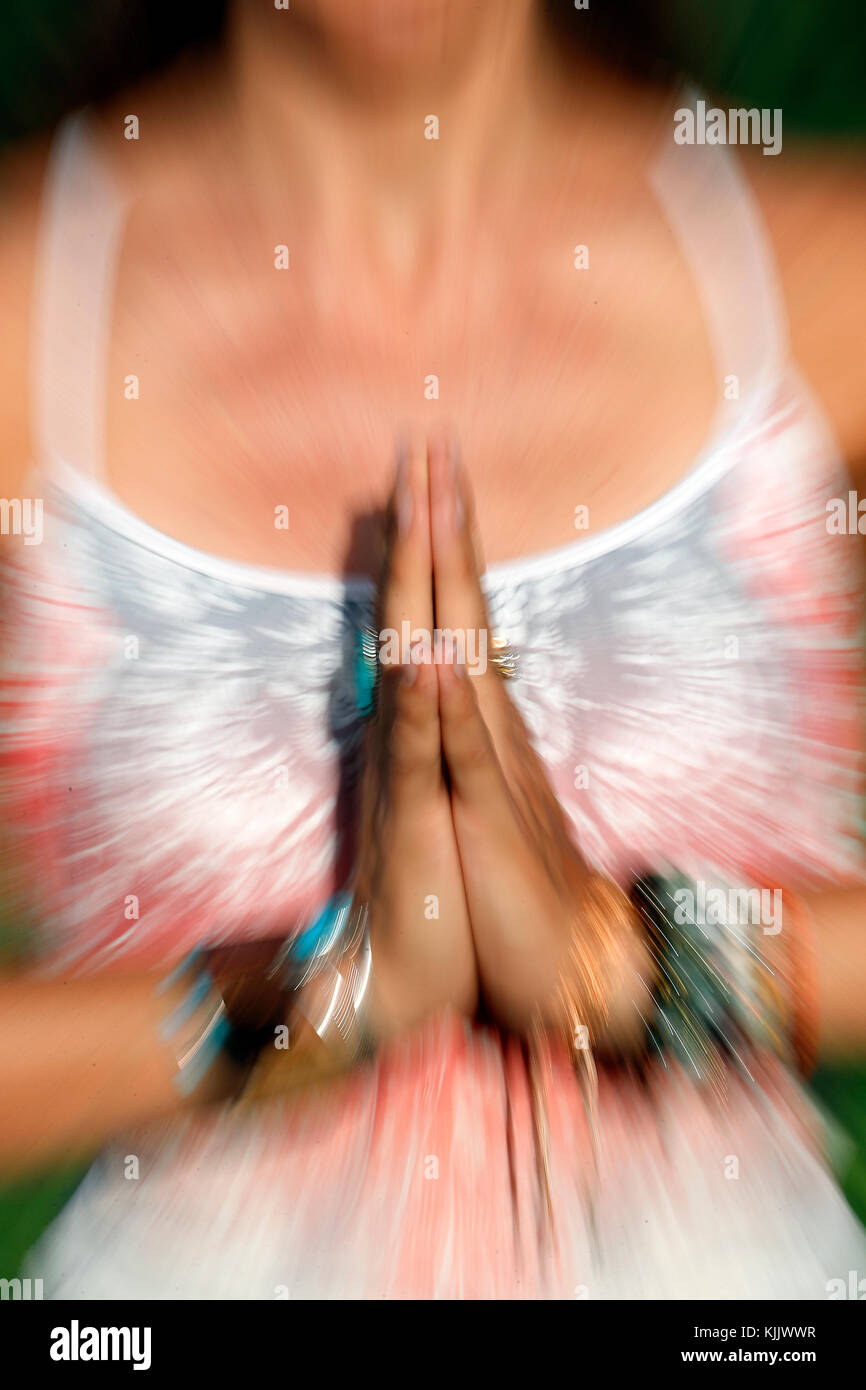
[
  {"x1": 47, "y1": 379, "x2": 775, "y2": 602},
  {"x1": 39, "y1": 86, "x2": 783, "y2": 602}
]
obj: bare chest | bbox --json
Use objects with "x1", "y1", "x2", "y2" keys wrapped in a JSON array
[{"x1": 103, "y1": 203, "x2": 717, "y2": 576}]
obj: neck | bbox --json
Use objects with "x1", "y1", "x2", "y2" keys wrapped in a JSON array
[{"x1": 226, "y1": 1, "x2": 558, "y2": 275}]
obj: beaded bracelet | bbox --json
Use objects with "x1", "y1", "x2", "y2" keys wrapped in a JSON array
[
  {"x1": 157, "y1": 948, "x2": 288, "y2": 1099},
  {"x1": 156, "y1": 950, "x2": 232, "y2": 1098},
  {"x1": 630, "y1": 870, "x2": 808, "y2": 1090},
  {"x1": 268, "y1": 893, "x2": 376, "y2": 1064},
  {"x1": 777, "y1": 888, "x2": 820, "y2": 1077}
]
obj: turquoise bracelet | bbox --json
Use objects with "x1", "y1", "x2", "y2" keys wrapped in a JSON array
[
  {"x1": 156, "y1": 951, "x2": 231, "y2": 1097},
  {"x1": 269, "y1": 893, "x2": 376, "y2": 1062},
  {"x1": 354, "y1": 625, "x2": 379, "y2": 717}
]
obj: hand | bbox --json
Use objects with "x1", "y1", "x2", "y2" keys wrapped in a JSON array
[
  {"x1": 239, "y1": 439, "x2": 478, "y2": 1102},
  {"x1": 428, "y1": 439, "x2": 646, "y2": 1047},
  {"x1": 357, "y1": 435, "x2": 478, "y2": 1041}
]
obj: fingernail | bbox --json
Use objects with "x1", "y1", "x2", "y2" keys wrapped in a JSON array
[
  {"x1": 402, "y1": 662, "x2": 418, "y2": 686},
  {"x1": 454, "y1": 661, "x2": 467, "y2": 681},
  {"x1": 396, "y1": 441, "x2": 412, "y2": 536}
]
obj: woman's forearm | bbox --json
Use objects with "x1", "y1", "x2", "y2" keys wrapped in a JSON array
[
  {"x1": 803, "y1": 885, "x2": 866, "y2": 1058},
  {"x1": 0, "y1": 971, "x2": 238, "y2": 1176},
  {"x1": 600, "y1": 881, "x2": 866, "y2": 1064}
]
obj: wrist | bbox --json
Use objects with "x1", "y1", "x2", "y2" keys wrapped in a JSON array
[
  {"x1": 535, "y1": 874, "x2": 647, "y2": 1053},
  {"x1": 157, "y1": 947, "x2": 290, "y2": 1107}
]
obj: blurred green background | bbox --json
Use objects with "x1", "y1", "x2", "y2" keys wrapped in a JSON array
[{"x1": 0, "y1": 0, "x2": 864, "y2": 1278}]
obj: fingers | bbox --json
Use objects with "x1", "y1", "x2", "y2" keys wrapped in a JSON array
[
  {"x1": 376, "y1": 433, "x2": 441, "y2": 801},
  {"x1": 436, "y1": 659, "x2": 518, "y2": 838},
  {"x1": 380, "y1": 432, "x2": 434, "y2": 643},
  {"x1": 381, "y1": 658, "x2": 442, "y2": 813},
  {"x1": 429, "y1": 436, "x2": 511, "y2": 740},
  {"x1": 429, "y1": 434, "x2": 486, "y2": 638}
]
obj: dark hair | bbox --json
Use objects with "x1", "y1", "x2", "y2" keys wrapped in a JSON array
[
  {"x1": 545, "y1": 1, "x2": 676, "y2": 80},
  {"x1": 0, "y1": 1, "x2": 676, "y2": 149},
  {"x1": 0, "y1": 1, "x2": 225, "y2": 147}
]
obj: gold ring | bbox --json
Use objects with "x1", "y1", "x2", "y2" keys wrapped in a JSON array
[{"x1": 488, "y1": 633, "x2": 519, "y2": 680}]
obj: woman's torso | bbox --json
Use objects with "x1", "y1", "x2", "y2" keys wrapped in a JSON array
[{"x1": 2, "y1": 85, "x2": 866, "y2": 1297}]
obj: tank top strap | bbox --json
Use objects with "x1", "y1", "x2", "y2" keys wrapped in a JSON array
[
  {"x1": 30, "y1": 109, "x2": 132, "y2": 480},
  {"x1": 648, "y1": 86, "x2": 789, "y2": 409}
]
